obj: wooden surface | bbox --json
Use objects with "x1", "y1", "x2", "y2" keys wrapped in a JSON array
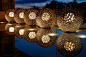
[
  {"x1": 0, "y1": 11, "x2": 7, "y2": 21},
  {"x1": 0, "y1": 0, "x2": 15, "y2": 11},
  {"x1": 0, "y1": 22, "x2": 7, "y2": 31}
]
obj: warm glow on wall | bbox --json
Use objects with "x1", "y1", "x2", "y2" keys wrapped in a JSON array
[{"x1": 9, "y1": 27, "x2": 14, "y2": 32}]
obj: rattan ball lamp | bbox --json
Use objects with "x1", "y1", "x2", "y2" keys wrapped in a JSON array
[
  {"x1": 24, "y1": 25, "x2": 39, "y2": 42},
  {"x1": 5, "y1": 23, "x2": 16, "y2": 35},
  {"x1": 5, "y1": 9, "x2": 15, "y2": 22},
  {"x1": 56, "y1": 32, "x2": 83, "y2": 57},
  {"x1": 14, "y1": 24, "x2": 25, "y2": 38},
  {"x1": 57, "y1": 7, "x2": 83, "y2": 32},
  {"x1": 24, "y1": 8, "x2": 37, "y2": 25},
  {"x1": 36, "y1": 8, "x2": 56, "y2": 28},
  {"x1": 36, "y1": 28, "x2": 56, "y2": 48},
  {"x1": 14, "y1": 9, "x2": 26, "y2": 24}
]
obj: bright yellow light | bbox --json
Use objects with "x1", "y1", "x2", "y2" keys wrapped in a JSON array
[
  {"x1": 69, "y1": 16, "x2": 70, "y2": 18},
  {"x1": 29, "y1": 12, "x2": 36, "y2": 19},
  {"x1": 28, "y1": 32, "x2": 36, "y2": 39},
  {"x1": 42, "y1": 12, "x2": 50, "y2": 21},
  {"x1": 19, "y1": 12, "x2": 24, "y2": 18},
  {"x1": 9, "y1": 27, "x2": 14, "y2": 32},
  {"x1": 42, "y1": 35, "x2": 50, "y2": 43},
  {"x1": 64, "y1": 42, "x2": 75, "y2": 51},
  {"x1": 9, "y1": 12, "x2": 14, "y2": 17},
  {"x1": 64, "y1": 13, "x2": 75, "y2": 22},
  {"x1": 19, "y1": 29, "x2": 24, "y2": 35}
]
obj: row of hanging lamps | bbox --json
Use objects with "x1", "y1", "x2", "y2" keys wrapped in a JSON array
[
  {"x1": 57, "y1": 7, "x2": 83, "y2": 32},
  {"x1": 56, "y1": 32, "x2": 83, "y2": 57},
  {"x1": 5, "y1": 23, "x2": 25, "y2": 38},
  {"x1": 5, "y1": 22, "x2": 57, "y2": 48},
  {"x1": 5, "y1": 8, "x2": 56, "y2": 28},
  {"x1": 5, "y1": 23, "x2": 57, "y2": 46},
  {"x1": 5, "y1": 7, "x2": 84, "y2": 32}
]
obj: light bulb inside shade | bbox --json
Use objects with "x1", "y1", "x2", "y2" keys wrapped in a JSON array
[
  {"x1": 42, "y1": 35, "x2": 50, "y2": 43},
  {"x1": 29, "y1": 12, "x2": 36, "y2": 19},
  {"x1": 28, "y1": 32, "x2": 36, "y2": 39},
  {"x1": 19, "y1": 12, "x2": 24, "y2": 18},
  {"x1": 9, "y1": 12, "x2": 14, "y2": 17},
  {"x1": 19, "y1": 29, "x2": 24, "y2": 35},
  {"x1": 9, "y1": 27, "x2": 14, "y2": 32},
  {"x1": 42, "y1": 12, "x2": 50, "y2": 21},
  {"x1": 64, "y1": 41, "x2": 75, "y2": 51},
  {"x1": 64, "y1": 13, "x2": 75, "y2": 22}
]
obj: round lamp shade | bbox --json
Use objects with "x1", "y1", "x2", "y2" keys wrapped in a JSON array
[
  {"x1": 56, "y1": 32, "x2": 83, "y2": 57},
  {"x1": 14, "y1": 9, "x2": 26, "y2": 24},
  {"x1": 24, "y1": 25, "x2": 39, "y2": 42},
  {"x1": 14, "y1": 24, "x2": 25, "y2": 38},
  {"x1": 24, "y1": 8, "x2": 37, "y2": 25},
  {"x1": 5, "y1": 9, "x2": 15, "y2": 22},
  {"x1": 57, "y1": 7, "x2": 83, "y2": 32},
  {"x1": 36, "y1": 28, "x2": 56, "y2": 48},
  {"x1": 5, "y1": 23, "x2": 16, "y2": 35},
  {"x1": 36, "y1": 8, "x2": 56, "y2": 28}
]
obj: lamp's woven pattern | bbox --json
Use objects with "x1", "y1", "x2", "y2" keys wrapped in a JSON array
[
  {"x1": 57, "y1": 7, "x2": 83, "y2": 32},
  {"x1": 5, "y1": 23, "x2": 16, "y2": 35},
  {"x1": 56, "y1": 32, "x2": 83, "y2": 56},
  {"x1": 5, "y1": 9, "x2": 15, "y2": 22},
  {"x1": 36, "y1": 8, "x2": 57, "y2": 28},
  {"x1": 24, "y1": 8, "x2": 37, "y2": 25},
  {"x1": 24, "y1": 25, "x2": 39, "y2": 42},
  {"x1": 14, "y1": 9, "x2": 25, "y2": 24},
  {"x1": 36, "y1": 28, "x2": 56, "y2": 48},
  {"x1": 14, "y1": 24, "x2": 25, "y2": 38}
]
